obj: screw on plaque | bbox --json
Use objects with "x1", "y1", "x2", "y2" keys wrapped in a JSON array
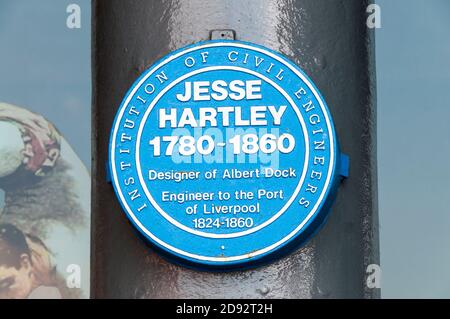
[{"x1": 210, "y1": 30, "x2": 236, "y2": 40}]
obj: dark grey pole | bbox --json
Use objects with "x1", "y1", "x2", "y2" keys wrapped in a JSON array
[{"x1": 92, "y1": 0, "x2": 379, "y2": 298}]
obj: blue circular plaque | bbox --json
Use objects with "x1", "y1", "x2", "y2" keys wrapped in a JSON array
[{"x1": 109, "y1": 40, "x2": 345, "y2": 269}]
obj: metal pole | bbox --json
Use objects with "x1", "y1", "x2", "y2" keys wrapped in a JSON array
[{"x1": 92, "y1": 0, "x2": 379, "y2": 298}]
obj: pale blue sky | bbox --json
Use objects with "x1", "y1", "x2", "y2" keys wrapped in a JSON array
[
  {"x1": 0, "y1": 0, "x2": 449, "y2": 298},
  {"x1": 376, "y1": 0, "x2": 450, "y2": 298}
]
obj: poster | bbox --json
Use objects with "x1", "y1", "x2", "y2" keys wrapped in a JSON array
[{"x1": 0, "y1": 1, "x2": 90, "y2": 299}]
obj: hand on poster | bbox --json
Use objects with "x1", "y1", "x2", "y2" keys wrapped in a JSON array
[{"x1": 0, "y1": 103, "x2": 61, "y2": 176}]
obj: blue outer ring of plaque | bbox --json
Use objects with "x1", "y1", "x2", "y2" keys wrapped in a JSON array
[{"x1": 108, "y1": 40, "x2": 345, "y2": 270}]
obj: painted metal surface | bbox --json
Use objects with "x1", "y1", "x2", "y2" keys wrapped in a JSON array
[{"x1": 93, "y1": 0, "x2": 379, "y2": 298}]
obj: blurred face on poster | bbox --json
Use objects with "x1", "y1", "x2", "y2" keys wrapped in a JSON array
[
  {"x1": 0, "y1": 262, "x2": 34, "y2": 299},
  {"x1": 0, "y1": 224, "x2": 34, "y2": 299},
  {"x1": 0, "y1": 223, "x2": 63, "y2": 299},
  {"x1": 0, "y1": 258, "x2": 34, "y2": 299}
]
